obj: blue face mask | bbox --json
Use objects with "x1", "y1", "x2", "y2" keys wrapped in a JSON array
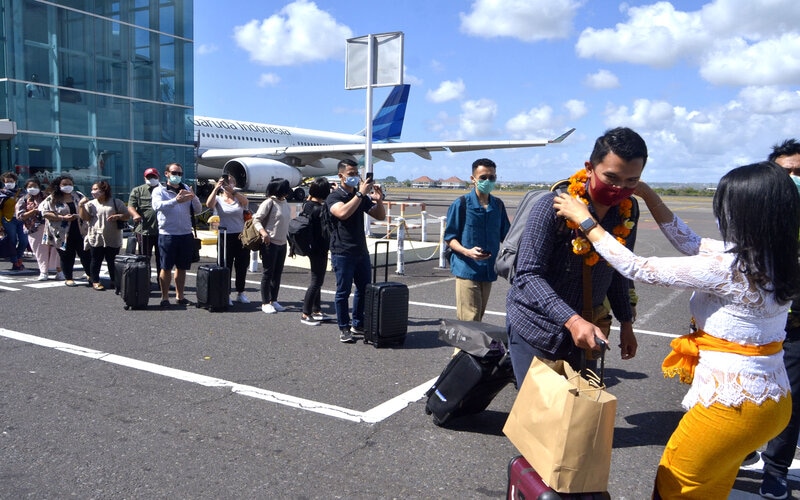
[
  {"x1": 476, "y1": 179, "x2": 496, "y2": 194},
  {"x1": 168, "y1": 175, "x2": 182, "y2": 185},
  {"x1": 791, "y1": 174, "x2": 800, "y2": 193},
  {"x1": 343, "y1": 175, "x2": 360, "y2": 188}
]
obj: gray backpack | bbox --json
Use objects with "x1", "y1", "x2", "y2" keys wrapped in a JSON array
[{"x1": 495, "y1": 180, "x2": 569, "y2": 282}]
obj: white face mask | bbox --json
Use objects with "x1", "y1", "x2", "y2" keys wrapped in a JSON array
[
  {"x1": 4, "y1": 182, "x2": 15, "y2": 190},
  {"x1": 147, "y1": 178, "x2": 160, "y2": 187},
  {"x1": 26, "y1": 187, "x2": 40, "y2": 196},
  {"x1": 60, "y1": 185, "x2": 74, "y2": 194}
]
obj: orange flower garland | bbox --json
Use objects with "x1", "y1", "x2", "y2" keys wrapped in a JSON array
[{"x1": 565, "y1": 169, "x2": 635, "y2": 267}]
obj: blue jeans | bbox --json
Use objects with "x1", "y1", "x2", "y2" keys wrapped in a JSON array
[
  {"x1": 2, "y1": 217, "x2": 27, "y2": 262},
  {"x1": 762, "y1": 328, "x2": 800, "y2": 478},
  {"x1": 330, "y1": 252, "x2": 371, "y2": 330},
  {"x1": 507, "y1": 326, "x2": 588, "y2": 389}
]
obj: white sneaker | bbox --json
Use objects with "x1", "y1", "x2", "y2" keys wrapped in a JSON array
[
  {"x1": 37, "y1": 273, "x2": 49, "y2": 281},
  {"x1": 272, "y1": 301, "x2": 286, "y2": 312},
  {"x1": 312, "y1": 312, "x2": 331, "y2": 322},
  {"x1": 301, "y1": 316, "x2": 321, "y2": 326},
  {"x1": 236, "y1": 293, "x2": 250, "y2": 304},
  {"x1": 228, "y1": 298, "x2": 234, "y2": 306},
  {"x1": 55, "y1": 271, "x2": 65, "y2": 280},
  {"x1": 261, "y1": 303, "x2": 277, "y2": 314}
]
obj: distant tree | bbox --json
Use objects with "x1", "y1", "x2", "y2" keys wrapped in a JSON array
[
  {"x1": 384, "y1": 175, "x2": 398, "y2": 184},
  {"x1": 403, "y1": 179, "x2": 412, "y2": 187}
]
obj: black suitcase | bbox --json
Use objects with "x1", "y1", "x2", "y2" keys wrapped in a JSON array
[
  {"x1": 114, "y1": 254, "x2": 150, "y2": 310},
  {"x1": 424, "y1": 347, "x2": 515, "y2": 426},
  {"x1": 363, "y1": 241, "x2": 408, "y2": 347},
  {"x1": 196, "y1": 226, "x2": 230, "y2": 311}
]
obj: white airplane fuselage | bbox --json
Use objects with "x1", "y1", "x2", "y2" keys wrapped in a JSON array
[{"x1": 194, "y1": 115, "x2": 366, "y2": 193}]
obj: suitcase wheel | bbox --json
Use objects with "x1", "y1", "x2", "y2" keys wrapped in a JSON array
[{"x1": 123, "y1": 305, "x2": 130, "y2": 310}]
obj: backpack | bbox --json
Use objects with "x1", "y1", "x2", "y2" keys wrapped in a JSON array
[
  {"x1": 287, "y1": 203, "x2": 314, "y2": 257},
  {"x1": 495, "y1": 180, "x2": 569, "y2": 282}
]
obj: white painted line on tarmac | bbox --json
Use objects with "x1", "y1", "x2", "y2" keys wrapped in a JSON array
[
  {"x1": 0, "y1": 285, "x2": 20, "y2": 291},
  {"x1": 0, "y1": 327, "x2": 432, "y2": 424}
]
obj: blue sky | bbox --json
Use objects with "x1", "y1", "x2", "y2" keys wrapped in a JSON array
[{"x1": 193, "y1": 0, "x2": 800, "y2": 184}]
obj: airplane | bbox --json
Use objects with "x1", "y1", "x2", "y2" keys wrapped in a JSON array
[{"x1": 193, "y1": 84, "x2": 575, "y2": 199}]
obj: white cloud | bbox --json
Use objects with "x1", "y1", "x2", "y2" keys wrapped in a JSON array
[
  {"x1": 584, "y1": 69, "x2": 620, "y2": 89},
  {"x1": 576, "y1": 2, "x2": 706, "y2": 67},
  {"x1": 600, "y1": 92, "x2": 800, "y2": 182},
  {"x1": 699, "y1": 33, "x2": 800, "y2": 86},
  {"x1": 459, "y1": 99, "x2": 497, "y2": 138},
  {"x1": 427, "y1": 79, "x2": 465, "y2": 103},
  {"x1": 506, "y1": 105, "x2": 555, "y2": 137},
  {"x1": 737, "y1": 86, "x2": 800, "y2": 114},
  {"x1": 575, "y1": 0, "x2": 800, "y2": 86},
  {"x1": 258, "y1": 73, "x2": 281, "y2": 87},
  {"x1": 233, "y1": 0, "x2": 352, "y2": 66},
  {"x1": 564, "y1": 100, "x2": 588, "y2": 120},
  {"x1": 197, "y1": 44, "x2": 218, "y2": 56},
  {"x1": 460, "y1": 0, "x2": 579, "y2": 42}
]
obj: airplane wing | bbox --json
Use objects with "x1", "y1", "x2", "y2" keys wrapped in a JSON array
[{"x1": 199, "y1": 128, "x2": 575, "y2": 165}]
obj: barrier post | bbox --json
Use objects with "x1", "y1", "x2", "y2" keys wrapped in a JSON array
[
  {"x1": 437, "y1": 217, "x2": 448, "y2": 269},
  {"x1": 396, "y1": 217, "x2": 406, "y2": 275},
  {"x1": 420, "y1": 210, "x2": 428, "y2": 242}
]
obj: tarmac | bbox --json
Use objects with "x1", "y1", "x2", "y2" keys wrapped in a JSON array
[{"x1": 1, "y1": 190, "x2": 798, "y2": 498}]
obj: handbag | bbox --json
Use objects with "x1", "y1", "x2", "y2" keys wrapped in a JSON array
[
  {"x1": 240, "y1": 199, "x2": 272, "y2": 251},
  {"x1": 503, "y1": 357, "x2": 616, "y2": 493}
]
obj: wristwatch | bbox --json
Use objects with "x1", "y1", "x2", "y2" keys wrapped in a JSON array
[
  {"x1": 355, "y1": 191, "x2": 364, "y2": 199},
  {"x1": 579, "y1": 217, "x2": 597, "y2": 233}
]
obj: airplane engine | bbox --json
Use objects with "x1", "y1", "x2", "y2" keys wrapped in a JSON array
[{"x1": 222, "y1": 158, "x2": 303, "y2": 194}]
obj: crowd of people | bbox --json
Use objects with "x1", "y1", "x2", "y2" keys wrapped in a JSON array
[{"x1": 3, "y1": 133, "x2": 800, "y2": 498}]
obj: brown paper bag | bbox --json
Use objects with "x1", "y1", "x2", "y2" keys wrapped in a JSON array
[{"x1": 503, "y1": 357, "x2": 617, "y2": 493}]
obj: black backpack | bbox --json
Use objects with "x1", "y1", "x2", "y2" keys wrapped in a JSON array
[{"x1": 288, "y1": 203, "x2": 314, "y2": 257}]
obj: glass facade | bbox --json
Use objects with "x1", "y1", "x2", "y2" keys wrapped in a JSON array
[{"x1": 0, "y1": 0, "x2": 193, "y2": 199}]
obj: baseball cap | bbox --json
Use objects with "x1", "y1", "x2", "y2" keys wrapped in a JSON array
[{"x1": 144, "y1": 168, "x2": 159, "y2": 179}]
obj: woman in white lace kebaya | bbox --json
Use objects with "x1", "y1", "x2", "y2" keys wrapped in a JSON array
[{"x1": 554, "y1": 161, "x2": 800, "y2": 499}]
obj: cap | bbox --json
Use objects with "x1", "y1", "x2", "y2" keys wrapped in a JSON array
[{"x1": 144, "y1": 168, "x2": 159, "y2": 179}]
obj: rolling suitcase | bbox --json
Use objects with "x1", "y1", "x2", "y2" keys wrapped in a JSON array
[
  {"x1": 507, "y1": 455, "x2": 610, "y2": 500},
  {"x1": 424, "y1": 346, "x2": 515, "y2": 426},
  {"x1": 363, "y1": 240, "x2": 408, "y2": 347},
  {"x1": 114, "y1": 254, "x2": 150, "y2": 310},
  {"x1": 196, "y1": 226, "x2": 230, "y2": 311}
]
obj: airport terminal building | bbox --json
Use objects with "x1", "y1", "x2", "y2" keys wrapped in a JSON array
[{"x1": 0, "y1": 0, "x2": 194, "y2": 197}]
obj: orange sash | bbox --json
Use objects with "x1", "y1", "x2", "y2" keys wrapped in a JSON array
[{"x1": 662, "y1": 329, "x2": 783, "y2": 384}]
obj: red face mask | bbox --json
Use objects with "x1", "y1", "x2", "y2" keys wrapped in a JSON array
[{"x1": 587, "y1": 176, "x2": 635, "y2": 207}]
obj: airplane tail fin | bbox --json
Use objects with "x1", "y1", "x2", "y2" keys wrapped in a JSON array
[{"x1": 359, "y1": 84, "x2": 410, "y2": 142}]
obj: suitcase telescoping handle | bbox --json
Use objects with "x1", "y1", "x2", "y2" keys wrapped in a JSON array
[
  {"x1": 581, "y1": 336, "x2": 609, "y2": 385},
  {"x1": 218, "y1": 226, "x2": 227, "y2": 267},
  {"x1": 373, "y1": 240, "x2": 390, "y2": 283}
]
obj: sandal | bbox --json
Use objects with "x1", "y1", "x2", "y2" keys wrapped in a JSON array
[
  {"x1": 92, "y1": 283, "x2": 105, "y2": 291},
  {"x1": 65, "y1": 280, "x2": 76, "y2": 287}
]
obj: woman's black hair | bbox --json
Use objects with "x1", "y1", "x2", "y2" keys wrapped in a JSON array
[
  {"x1": 266, "y1": 178, "x2": 292, "y2": 199},
  {"x1": 50, "y1": 174, "x2": 74, "y2": 197},
  {"x1": 24, "y1": 177, "x2": 42, "y2": 189},
  {"x1": 713, "y1": 161, "x2": 800, "y2": 303},
  {"x1": 308, "y1": 177, "x2": 332, "y2": 200}
]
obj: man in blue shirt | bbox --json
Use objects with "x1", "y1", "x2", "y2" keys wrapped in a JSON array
[
  {"x1": 152, "y1": 162, "x2": 202, "y2": 307},
  {"x1": 444, "y1": 158, "x2": 510, "y2": 322}
]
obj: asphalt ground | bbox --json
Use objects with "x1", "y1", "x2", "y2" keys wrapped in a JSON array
[{"x1": 1, "y1": 190, "x2": 798, "y2": 499}]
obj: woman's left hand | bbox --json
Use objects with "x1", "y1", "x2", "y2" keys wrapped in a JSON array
[{"x1": 553, "y1": 193, "x2": 591, "y2": 224}]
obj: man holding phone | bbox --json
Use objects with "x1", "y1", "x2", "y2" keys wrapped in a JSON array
[
  {"x1": 444, "y1": 158, "x2": 510, "y2": 322},
  {"x1": 327, "y1": 159, "x2": 386, "y2": 343}
]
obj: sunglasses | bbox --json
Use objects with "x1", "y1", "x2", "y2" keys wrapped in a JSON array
[{"x1": 168, "y1": 171, "x2": 183, "y2": 175}]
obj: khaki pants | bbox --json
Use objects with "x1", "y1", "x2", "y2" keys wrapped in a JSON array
[{"x1": 455, "y1": 277, "x2": 492, "y2": 322}]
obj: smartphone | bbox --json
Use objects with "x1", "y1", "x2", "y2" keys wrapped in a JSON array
[
  {"x1": 478, "y1": 248, "x2": 491, "y2": 256},
  {"x1": 365, "y1": 172, "x2": 374, "y2": 183},
  {"x1": 221, "y1": 174, "x2": 230, "y2": 182}
]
